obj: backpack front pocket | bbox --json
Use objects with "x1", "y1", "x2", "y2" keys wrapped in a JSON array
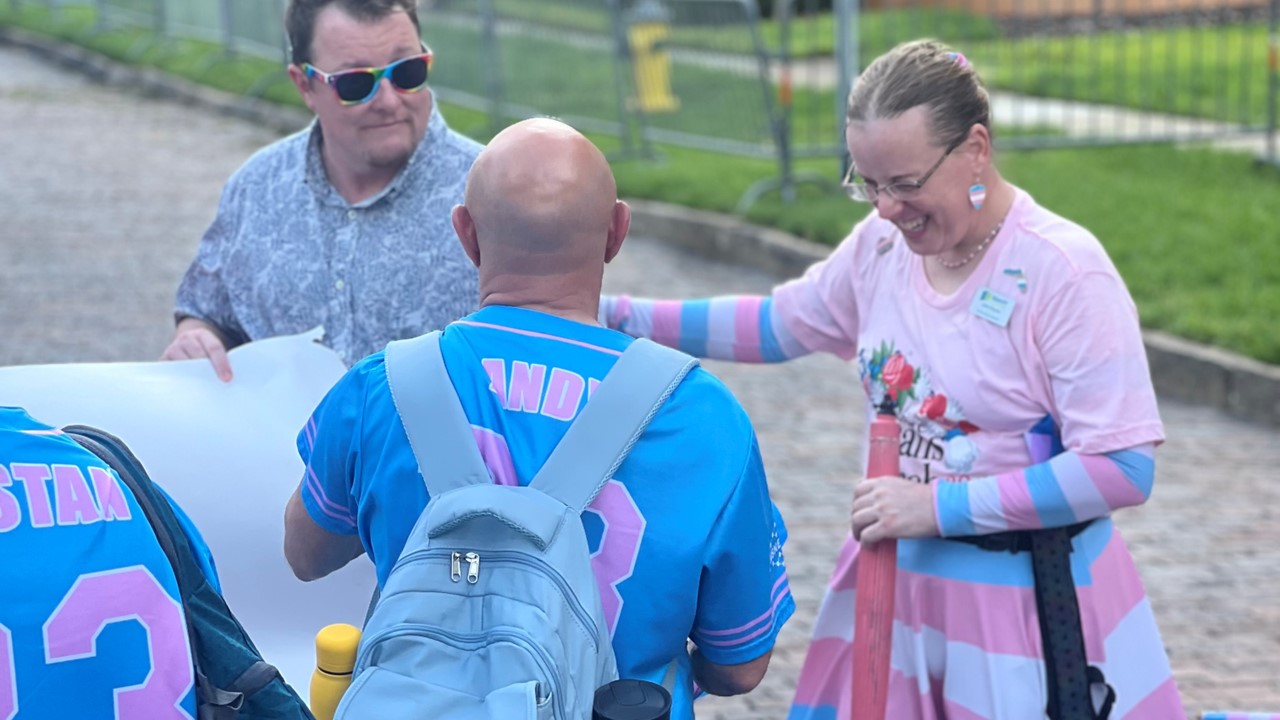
[{"x1": 335, "y1": 666, "x2": 548, "y2": 720}]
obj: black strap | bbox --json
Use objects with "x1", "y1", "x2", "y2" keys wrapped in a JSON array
[
  {"x1": 1087, "y1": 666, "x2": 1116, "y2": 719},
  {"x1": 229, "y1": 661, "x2": 283, "y2": 696},
  {"x1": 64, "y1": 426, "x2": 250, "y2": 719},
  {"x1": 949, "y1": 523, "x2": 1114, "y2": 719},
  {"x1": 196, "y1": 668, "x2": 245, "y2": 720},
  {"x1": 1032, "y1": 527, "x2": 1097, "y2": 720},
  {"x1": 948, "y1": 520, "x2": 1091, "y2": 553}
]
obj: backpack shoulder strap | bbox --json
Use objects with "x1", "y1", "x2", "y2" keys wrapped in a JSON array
[
  {"x1": 385, "y1": 331, "x2": 491, "y2": 497},
  {"x1": 63, "y1": 425, "x2": 191, "y2": 588},
  {"x1": 531, "y1": 338, "x2": 698, "y2": 513},
  {"x1": 61, "y1": 425, "x2": 282, "y2": 718}
]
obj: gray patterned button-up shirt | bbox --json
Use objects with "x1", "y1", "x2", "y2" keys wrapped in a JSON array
[{"x1": 175, "y1": 100, "x2": 483, "y2": 366}]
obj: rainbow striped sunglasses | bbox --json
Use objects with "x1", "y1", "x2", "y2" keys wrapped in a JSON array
[{"x1": 302, "y1": 47, "x2": 433, "y2": 106}]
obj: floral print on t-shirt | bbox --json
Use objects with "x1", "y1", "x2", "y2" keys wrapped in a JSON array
[{"x1": 859, "y1": 340, "x2": 984, "y2": 476}]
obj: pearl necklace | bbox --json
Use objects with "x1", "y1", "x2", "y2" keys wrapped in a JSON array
[{"x1": 934, "y1": 219, "x2": 1004, "y2": 270}]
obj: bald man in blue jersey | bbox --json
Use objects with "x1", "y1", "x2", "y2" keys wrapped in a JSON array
[
  {"x1": 283, "y1": 117, "x2": 795, "y2": 717},
  {"x1": 0, "y1": 408, "x2": 199, "y2": 719}
]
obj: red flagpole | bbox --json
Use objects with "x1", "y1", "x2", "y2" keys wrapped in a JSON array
[{"x1": 851, "y1": 403, "x2": 900, "y2": 720}]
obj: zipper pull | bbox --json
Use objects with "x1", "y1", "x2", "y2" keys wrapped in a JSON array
[
  {"x1": 451, "y1": 551, "x2": 462, "y2": 582},
  {"x1": 465, "y1": 551, "x2": 480, "y2": 584}
]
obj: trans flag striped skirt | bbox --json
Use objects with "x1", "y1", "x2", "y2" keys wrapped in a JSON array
[{"x1": 787, "y1": 520, "x2": 1186, "y2": 720}]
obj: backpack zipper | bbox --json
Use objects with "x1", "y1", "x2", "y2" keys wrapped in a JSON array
[
  {"x1": 395, "y1": 548, "x2": 601, "y2": 651},
  {"x1": 355, "y1": 624, "x2": 565, "y2": 718}
]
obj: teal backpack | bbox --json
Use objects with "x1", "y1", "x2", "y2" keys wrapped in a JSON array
[
  {"x1": 65, "y1": 425, "x2": 315, "y2": 720},
  {"x1": 334, "y1": 332, "x2": 696, "y2": 719}
]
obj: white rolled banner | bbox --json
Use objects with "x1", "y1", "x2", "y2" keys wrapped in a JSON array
[{"x1": 0, "y1": 328, "x2": 373, "y2": 690}]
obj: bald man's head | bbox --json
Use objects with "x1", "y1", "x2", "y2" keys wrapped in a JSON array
[{"x1": 455, "y1": 118, "x2": 623, "y2": 277}]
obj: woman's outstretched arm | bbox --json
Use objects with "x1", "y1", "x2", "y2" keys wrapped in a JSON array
[{"x1": 601, "y1": 294, "x2": 812, "y2": 362}]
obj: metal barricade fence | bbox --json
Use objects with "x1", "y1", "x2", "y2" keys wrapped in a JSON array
[
  {"x1": 224, "y1": 0, "x2": 287, "y2": 60},
  {"x1": 71, "y1": 0, "x2": 286, "y2": 61},
  {"x1": 163, "y1": 1, "x2": 221, "y2": 44},
  {"x1": 422, "y1": 0, "x2": 642, "y2": 152},
  {"x1": 806, "y1": 0, "x2": 1278, "y2": 155},
  {"x1": 634, "y1": 0, "x2": 783, "y2": 158},
  {"x1": 94, "y1": 0, "x2": 158, "y2": 34},
  {"x1": 5, "y1": 0, "x2": 1277, "y2": 194},
  {"x1": 418, "y1": 0, "x2": 790, "y2": 200}
]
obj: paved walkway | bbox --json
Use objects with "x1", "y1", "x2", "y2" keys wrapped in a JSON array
[{"x1": 1, "y1": 43, "x2": 1277, "y2": 718}]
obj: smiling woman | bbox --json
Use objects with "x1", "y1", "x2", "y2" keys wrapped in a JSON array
[
  {"x1": 601, "y1": 38, "x2": 1187, "y2": 720},
  {"x1": 841, "y1": 46, "x2": 1011, "y2": 286}
]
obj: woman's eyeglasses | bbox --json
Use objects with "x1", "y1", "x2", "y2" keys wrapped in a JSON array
[
  {"x1": 302, "y1": 48, "x2": 434, "y2": 106},
  {"x1": 842, "y1": 139, "x2": 963, "y2": 204}
]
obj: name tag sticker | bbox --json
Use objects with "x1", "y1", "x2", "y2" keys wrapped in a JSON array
[{"x1": 971, "y1": 287, "x2": 1015, "y2": 327}]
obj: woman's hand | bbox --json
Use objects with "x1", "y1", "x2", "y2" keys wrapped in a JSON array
[{"x1": 851, "y1": 476, "x2": 940, "y2": 544}]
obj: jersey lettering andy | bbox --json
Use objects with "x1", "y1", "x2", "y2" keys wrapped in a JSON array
[{"x1": 298, "y1": 306, "x2": 794, "y2": 720}]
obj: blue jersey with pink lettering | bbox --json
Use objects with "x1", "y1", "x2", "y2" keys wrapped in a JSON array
[
  {"x1": 0, "y1": 407, "x2": 197, "y2": 719},
  {"x1": 298, "y1": 306, "x2": 794, "y2": 719}
]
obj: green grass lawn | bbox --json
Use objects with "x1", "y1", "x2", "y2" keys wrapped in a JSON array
[
  {"x1": 425, "y1": 22, "x2": 790, "y2": 148},
  {"x1": 14, "y1": 3, "x2": 1271, "y2": 143},
  {"x1": 3, "y1": 4, "x2": 1279, "y2": 363},
  {"x1": 483, "y1": 0, "x2": 1002, "y2": 57},
  {"x1": 969, "y1": 23, "x2": 1274, "y2": 128},
  {"x1": 449, "y1": 1, "x2": 1272, "y2": 127}
]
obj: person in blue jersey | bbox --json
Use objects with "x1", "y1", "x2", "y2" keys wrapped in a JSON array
[
  {"x1": 283, "y1": 117, "x2": 795, "y2": 717},
  {"x1": 0, "y1": 407, "x2": 201, "y2": 719}
]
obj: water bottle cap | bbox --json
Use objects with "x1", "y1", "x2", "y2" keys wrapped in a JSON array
[
  {"x1": 592, "y1": 679, "x2": 671, "y2": 720},
  {"x1": 314, "y1": 623, "x2": 362, "y2": 673},
  {"x1": 877, "y1": 394, "x2": 897, "y2": 416}
]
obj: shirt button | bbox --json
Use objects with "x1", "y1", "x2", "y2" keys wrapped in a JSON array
[
  {"x1": 337, "y1": 350, "x2": 347, "y2": 361},
  {"x1": 335, "y1": 279, "x2": 345, "y2": 290},
  {"x1": 347, "y1": 210, "x2": 357, "y2": 220}
]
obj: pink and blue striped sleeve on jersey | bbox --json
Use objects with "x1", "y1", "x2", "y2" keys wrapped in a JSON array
[
  {"x1": 601, "y1": 294, "x2": 809, "y2": 362},
  {"x1": 934, "y1": 444, "x2": 1156, "y2": 537},
  {"x1": 689, "y1": 443, "x2": 796, "y2": 665},
  {"x1": 296, "y1": 411, "x2": 359, "y2": 536},
  {"x1": 690, "y1": 572, "x2": 794, "y2": 656}
]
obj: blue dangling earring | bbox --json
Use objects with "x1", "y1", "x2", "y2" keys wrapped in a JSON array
[{"x1": 968, "y1": 181, "x2": 986, "y2": 210}]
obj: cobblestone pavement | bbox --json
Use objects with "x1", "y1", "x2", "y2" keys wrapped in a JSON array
[{"x1": 2, "y1": 43, "x2": 1277, "y2": 718}]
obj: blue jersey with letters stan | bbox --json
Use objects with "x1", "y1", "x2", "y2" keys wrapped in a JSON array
[
  {"x1": 298, "y1": 306, "x2": 794, "y2": 719},
  {"x1": 0, "y1": 408, "x2": 196, "y2": 719}
]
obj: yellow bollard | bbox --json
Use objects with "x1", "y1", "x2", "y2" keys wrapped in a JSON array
[
  {"x1": 309, "y1": 623, "x2": 362, "y2": 720},
  {"x1": 627, "y1": 1, "x2": 680, "y2": 112}
]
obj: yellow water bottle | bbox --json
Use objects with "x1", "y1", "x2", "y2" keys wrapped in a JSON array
[{"x1": 310, "y1": 623, "x2": 362, "y2": 720}]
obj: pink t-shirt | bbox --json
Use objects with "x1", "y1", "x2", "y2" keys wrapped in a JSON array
[{"x1": 774, "y1": 187, "x2": 1164, "y2": 482}]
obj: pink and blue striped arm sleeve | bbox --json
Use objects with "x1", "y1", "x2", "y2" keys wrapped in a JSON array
[
  {"x1": 934, "y1": 443, "x2": 1156, "y2": 536},
  {"x1": 599, "y1": 294, "x2": 809, "y2": 362}
]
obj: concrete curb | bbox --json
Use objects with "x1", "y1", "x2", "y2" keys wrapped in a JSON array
[{"x1": 5, "y1": 24, "x2": 1278, "y2": 427}]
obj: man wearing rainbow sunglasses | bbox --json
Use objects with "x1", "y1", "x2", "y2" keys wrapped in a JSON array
[{"x1": 163, "y1": 0, "x2": 483, "y2": 381}]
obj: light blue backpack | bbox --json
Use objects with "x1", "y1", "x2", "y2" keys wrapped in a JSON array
[{"x1": 334, "y1": 331, "x2": 697, "y2": 720}]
